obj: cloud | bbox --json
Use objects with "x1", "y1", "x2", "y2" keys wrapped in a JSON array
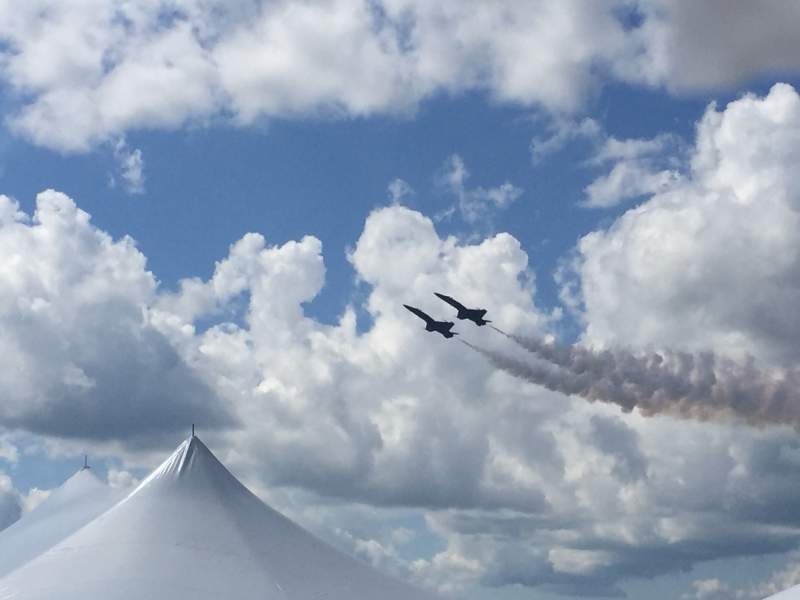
[
  {"x1": 0, "y1": 190, "x2": 232, "y2": 441},
  {"x1": 153, "y1": 203, "x2": 547, "y2": 514},
  {"x1": 387, "y1": 178, "x2": 414, "y2": 204},
  {"x1": 740, "y1": 556, "x2": 800, "y2": 598},
  {"x1": 530, "y1": 117, "x2": 602, "y2": 164},
  {"x1": 582, "y1": 134, "x2": 684, "y2": 208},
  {"x1": 10, "y1": 182, "x2": 800, "y2": 595},
  {"x1": 583, "y1": 162, "x2": 681, "y2": 208},
  {"x1": 3, "y1": 1, "x2": 798, "y2": 152},
  {"x1": 0, "y1": 437, "x2": 18, "y2": 464},
  {"x1": 684, "y1": 557, "x2": 800, "y2": 599},
  {"x1": 530, "y1": 117, "x2": 685, "y2": 208},
  {"x1": 566, "y1": 83, "x2": 800, "y2": 365},
  {"x1": 436, "y1": 154, "x2": 523, "y2": 224},
  {"x1": 628, "y1": 0, "x2": 800, "y2": 93},
  {"x1": 681, "y1": 578, "x2": 731, "y2": 600},
  {"x1": 525, "y1": 81, "x2": 800, "y2": 595},
  {"x1": 110, "y1": 138, "x2": 145, "y2": 195},
  {"x1": 147, "y1": 197, "x2": 800, "y2": 595},
  {"x1": 0, "y1": 0, "x2": 627, "y2": 151}
]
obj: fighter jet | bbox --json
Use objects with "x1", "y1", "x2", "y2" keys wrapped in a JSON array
[
  {"x1": 403, "y1": 304, "x2": 458, "y2": 338},
  {"x1": 434, "y1": 293, "x2": 491, "y2": 326}
]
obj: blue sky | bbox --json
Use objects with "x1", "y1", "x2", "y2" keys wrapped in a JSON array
[
  {"x1": 0, "y1": 85, "x2": 712, "y2": 321},
  {"x1": 3, "y1": 2, "x2": 800, "y2": 599}
]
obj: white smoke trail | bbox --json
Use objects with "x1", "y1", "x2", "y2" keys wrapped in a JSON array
[{"x1": 468, "y1": 331, "x2": 800, "y2": 426}]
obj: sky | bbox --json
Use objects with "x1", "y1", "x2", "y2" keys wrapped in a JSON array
[{"x1": 2, "y1": 1, "x2": 800, "y2": 599}]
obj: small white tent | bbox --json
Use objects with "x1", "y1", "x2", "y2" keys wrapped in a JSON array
[
  {"x1": 0, "y1": 436, "x2": 438, "y2": 599},
  {"x1": 766, "y1": 585, "x2": 800, "y2": 599},
  {"x1": 0, "y1": 466, "x2": 122, "y2": 577}
]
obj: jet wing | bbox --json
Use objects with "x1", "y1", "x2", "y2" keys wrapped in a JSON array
[
  {"x1": 435, "y1": 293, "x2": 466, "y2": 311},
  {"x1": 403, "y1": 304, "x2": 433, "y2": 324}
]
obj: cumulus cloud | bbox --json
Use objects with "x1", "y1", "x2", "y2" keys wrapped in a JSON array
[
  {"x1": 0, "y1": 190, "x2": 232, "y2": 440},
  {"x1": 567, "y1": 83, "x2": 800, "y2": 365},
  {"x1": 10, "y1": 178, "x2": 800, "y2": 595},
  {"x1": 153, "y1": 203, "x2": 546, "y2": 513},
  {"x1": 146, "y1": 195, "x2": 800, "y2": 596},
  {"x1": 522, "y1": 81, "x2": 800, "y2": 596},
  {"x1": 2, "y1": 1, "x2": 798, "y2": 152}
]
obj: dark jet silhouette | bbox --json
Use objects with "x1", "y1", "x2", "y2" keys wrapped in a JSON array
[
  {"x1": 434, "y1": 293, "x2": 491, "y2": 326},
  {"x1": 403, "y1": 305, "x2": 458, "y2": 338}
]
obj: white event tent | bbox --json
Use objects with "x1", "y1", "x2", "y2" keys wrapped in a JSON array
[{"x1": 0, "y1": 436, "x2": 438, "y2": 599}]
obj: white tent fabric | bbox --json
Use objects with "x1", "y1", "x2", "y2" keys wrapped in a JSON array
[
  {"x1": 0, "y1": 468, "x2": 122, "y2": 577},
  {"x1": 767, "y1": 586, "x2": 800, "y2": 599},
  {"x1": 0, "y1": 436, "x2": 438, "y2": 599}
]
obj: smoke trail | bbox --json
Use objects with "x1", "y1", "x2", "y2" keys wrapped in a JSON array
[
  {"x1": 460, "y1": 339, "x2": 583, "y2": 396},
  {"x1": 469, "y1": 335, "x2": 800, "y2": 427}
]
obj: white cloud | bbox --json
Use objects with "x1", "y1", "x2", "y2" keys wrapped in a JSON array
[
  {"x1": 568, "y1": 83, "x2": 800, "y2": 364},
  {"x1": 436, "y1": 154, "x2": 523, "y2": 224},
  {"x1": 152, "y1": 203, "x2": 548, "y2": 514},
  {"x1": 387, "y1": 178, "x2": 414, "y2": 204},
  {"x1": 531, "y1": 118, "x2": 685, "y2": 208},
  {"x1": 530, "y1": 117, "x2": 602, "y2": 164},
  {"x1": 0, "y1": 190, "x2": 232, "y2": 441},
  {"x1": 5, "y1": 1, "x2": 798, "y2": 152},
  {"x1": 148, "y1": 193, "x2": 800, "y2": 596},
  {"x1": 591, "y1": 135, "x2": 676, "y2": 164},
  {"x1": 111, "y1": 138, "x2": 145, "y2": 195},
  {"x1": 0, "y1": 0, "x2": 629, "y2": 151},
  {"x1": 583, "y1": 148, "x2": 682, "y2": 208},
  {"x1": 8, "y1": 181, "x2": 800, "y2": 595},
  {"x1": 550, "y1": 82, "x2": 800, "y2": 595}
]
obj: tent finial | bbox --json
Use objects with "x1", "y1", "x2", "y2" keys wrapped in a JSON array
[
  {"x1": 192, "y1": 423, "x2": 195, "y2": 438},
  {"x1": 83, "y1": 454, "x2": 89, "y2": 470}
]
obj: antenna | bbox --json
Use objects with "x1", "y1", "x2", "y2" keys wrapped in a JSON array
[
  {"x1": 192, "y1": 424, "x2": 195, "y2": 438},
  {"x1": 83, "y1": 454, "x2": 90, "y2": 470}
]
